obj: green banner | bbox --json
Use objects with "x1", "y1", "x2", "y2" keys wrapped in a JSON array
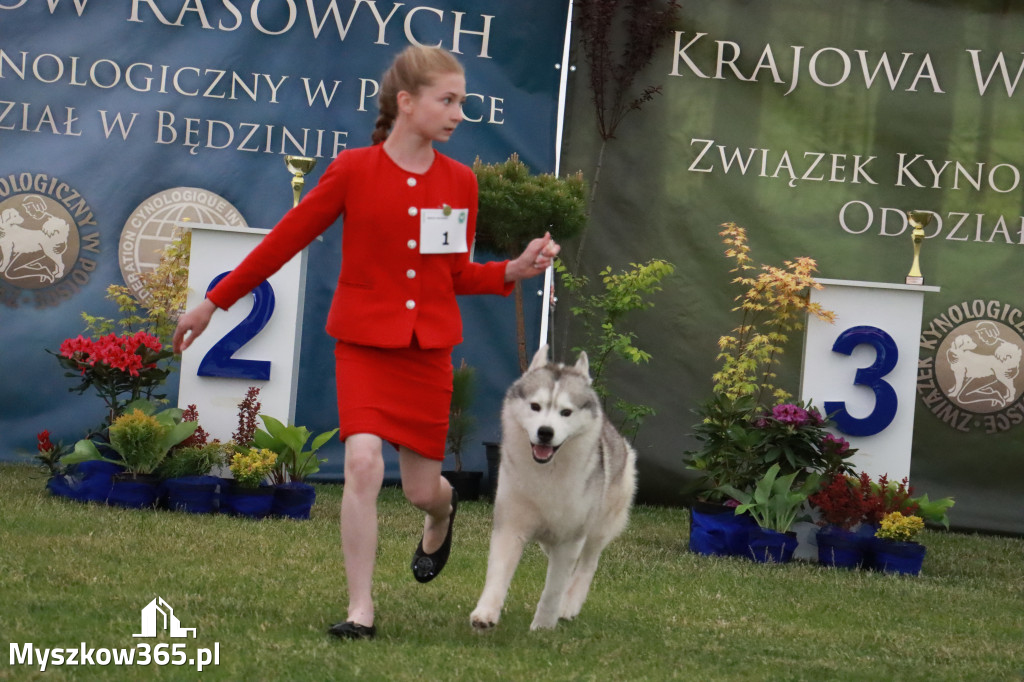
[{"x1": 561, "y1": 0, "x2": 1024, "y2": 533}]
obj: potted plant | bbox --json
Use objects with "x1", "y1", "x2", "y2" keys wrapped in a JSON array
[
  {"x1": 686, "y1": 396, "x2": 855, "y2": 557},
  {"x1": 39, "y1": 230, "x2": 189, "y2": 498},
  {"x1": 718, "y1": 464, "x2": 821, "y2": 563},
  {"x1": 152, "y1": 403, "x2": 223, "y2": 514},
  {"x1": 30, "y1": 429, "x2": 120, "y2": 505},
  {"x1": 65, "y1": 403, "x2": 198, "y2": 508},
  {"x1": 810, "y1": 472, "x2": 955, "y2": 570},
  {"x1": 683, "y1": 223, "x2": 837, "y2": 555},
  {"x1": 856, "y1": 473, "x2": 955, "y2": 530},
  {"x1": 51, "y1": 331, "x2": 174, "y2": 430},
  {"x1": 222, "y1": 447, "x2": 277, "y2": 519},
  {"x1": 872, "y1": 511, "x2": 927, "y2": 575},
  {"x1": 31, "y1": 429, "x2": 81, "y2": 500},
  {"x1": 442, "y1": 359, "x2": 482, "y2": 501},
  {"x1": 856, "y1": 473, "x2": 954, "y2": 571},
  {"x1": 250, "y1": 414, "x2": 337, "y2": 519},
  {"x1": 809, "y1": 472, "x2": 872, "y2": 568},
  {"x1": 157, "y1": 444, "x2": 227, "y2": 515}
]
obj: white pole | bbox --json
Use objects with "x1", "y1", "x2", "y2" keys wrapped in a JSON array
[{"x1": 539, "y1": 0, "x2": 574, "y2": 349}]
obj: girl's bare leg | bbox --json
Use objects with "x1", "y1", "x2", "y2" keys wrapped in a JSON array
[
  {"x1": 398, "y1": 447, "x2": 452, "y2": 553},
  {"x1": 340, "y1": 433, "x2": 385, "y2": 626}
]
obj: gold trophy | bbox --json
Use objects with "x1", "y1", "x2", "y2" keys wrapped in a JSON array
[
  {"x1": 284, "y1": 155, "x2": 317, "y2": 207},
  {"x1": 905, "y1": 210, "x2": 931, "y2": 285}
]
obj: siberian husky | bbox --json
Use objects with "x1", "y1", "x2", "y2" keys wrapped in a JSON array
[{"x1": 470, "y1": 346, "x2": 637, "y2": 631}]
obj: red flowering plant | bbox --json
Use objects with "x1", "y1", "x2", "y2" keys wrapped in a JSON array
[
  {"x1": 31, "y1": 429, "x2": 73, "y2": 476},
  {"x1": 855, "y1": 473, "x2": 955, "y2": 528},
  {"x1": 50, "y1": 331, "x2": 174, "y2": 427},
  {"x1": 811, "y1": 471, "x2": 956, "y2": 531},
  {"x1": 232, "y1": 386, "x2": 262, "y2": 446},
  {"x1": 859, "y1": 473, "x2": 916, "y2": 525},
  {"x1": 808, "y1": 472, "x2": 870, "y2": 530}
]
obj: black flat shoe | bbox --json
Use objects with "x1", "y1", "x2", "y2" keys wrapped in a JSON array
[
  {"x1": 411, "y1": 488, "x2": 458, "y2": 583},
  {"x1": 327, "y1": 621, "x2": 376, "y2": 640}
]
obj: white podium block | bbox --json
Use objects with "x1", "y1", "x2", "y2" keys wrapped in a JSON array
[
  {"x1": 176, "y1": 223, "x2": 310, "y2": 442},
  {"x1": 800, "y1": 278, "x2": 940, "y2": 481}
]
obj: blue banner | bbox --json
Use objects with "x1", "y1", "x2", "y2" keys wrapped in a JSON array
[{"x1": 0, "y1": 0, "x2": 570, "y2": 477}]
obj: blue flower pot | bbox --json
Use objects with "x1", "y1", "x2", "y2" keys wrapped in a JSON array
[
  {"x1": 46, "y1": 474, "x2": 77, "y2": 499},
  {"x1": 871, "y1": 538, "x2": 926, "y2": 575},
  {"x1": 272, "y1": 482, "x2": 316, "y2": 520},
  {"x1": 816, "y1": 525, "x2": 868, "y2": 569},
  {"x1": 62, "y1": 460, "x2": 123, "y2": 503},
  {"x1": 689, "y1": 501, "x2": 758, "y2": 557},
  {"x1": 221, "y1": 481, "x2": 275, "y2": 519},
  {"x1": 107, "y1": 473, "x2": 160, "y2": 509},
  {"x1": 163, "y1": 475, "x2": 221, "y2": 514},
  {"x1": 747, "y1": 527, "x2": 798, "y2": 563}
]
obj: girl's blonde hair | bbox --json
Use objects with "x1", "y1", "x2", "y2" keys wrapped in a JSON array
[{"x1": 372, "y1": 45, "x2": 464, "y2": 145}]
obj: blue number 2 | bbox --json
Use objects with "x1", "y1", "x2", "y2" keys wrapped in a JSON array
[
  {"x1": 823, "y1": 325, "x2": 899, "y2": 437},
  {"x1": 197, "y1": 273, "x2": 275, "y2": 380}
]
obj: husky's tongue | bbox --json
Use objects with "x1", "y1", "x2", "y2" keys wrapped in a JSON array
[{"x1": 531, "y1": 444, "x2": 556, "y2": 464}]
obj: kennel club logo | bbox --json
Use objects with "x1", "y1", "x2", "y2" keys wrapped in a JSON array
[
  {"x1": 0, "y1": 172, "x2": 99, "y2": 308},
  {"x1": 918, "y1": 299, "x2": 1024, "y2": 434},
  {"x1": 119, "y1": 187, "x2": 245, "y2": 304}
]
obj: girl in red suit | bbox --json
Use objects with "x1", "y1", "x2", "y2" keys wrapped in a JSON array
[{"x1": 172, "y1": 45, "x2": 559, "y2": 640}]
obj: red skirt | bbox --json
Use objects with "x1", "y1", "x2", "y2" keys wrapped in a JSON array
[{"x1": 333, "y1": 340, "x2": 453, "y2": 461}]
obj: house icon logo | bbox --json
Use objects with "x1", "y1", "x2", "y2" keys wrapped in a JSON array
[{"x1": 133, "y1": 597, "x2": 197, "y2": 638}]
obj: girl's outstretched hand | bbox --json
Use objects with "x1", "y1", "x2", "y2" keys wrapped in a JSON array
[
  {"x1": 505, "y1": 232, "x2": 561, "y2": 282},
  {"x1": 172, "y1": 298, "x2": 218, "y2": 354}
]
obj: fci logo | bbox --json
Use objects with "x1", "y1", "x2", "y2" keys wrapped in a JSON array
[{"x1": 119, "y1": 187, "x2": 245, "y2": 304}]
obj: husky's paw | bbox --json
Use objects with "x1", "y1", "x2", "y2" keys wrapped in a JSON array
[
  {"x1": 470, "y1": 607, "x2": 499, "y2": 631},
  {"x1": 560, "y1": 591, "x2": 585, "y2": 620},
  {"x1": 559, "y1": 603, "x2": 582, "y2": 621},
  {"x1": 529, "y1": 615, "x2": 558, "y2": 631}
]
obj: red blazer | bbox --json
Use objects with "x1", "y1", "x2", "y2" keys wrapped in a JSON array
[{"x1": 207, "y1": 146, "x2": 513, "y2": 349}]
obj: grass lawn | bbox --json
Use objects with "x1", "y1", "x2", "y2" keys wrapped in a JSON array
[{"x1": 1, "y1": 462, "x2": 1022, "y2": 681}]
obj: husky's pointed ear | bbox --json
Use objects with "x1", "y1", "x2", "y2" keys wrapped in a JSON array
[
  {"x1": 528, "y1": 344, "x2": 550, "y2": 373},
  {"x1": 575, "y1": 351, "x2": 592, "y2": 383}
]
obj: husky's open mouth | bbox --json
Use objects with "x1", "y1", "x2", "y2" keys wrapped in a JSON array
[{"x1": 531, "y1": 443, "x2": 560, "y2": 464}]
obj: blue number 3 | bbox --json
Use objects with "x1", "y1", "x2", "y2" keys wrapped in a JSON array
[
  {"x1": 197, "y1": 273, "x2": 275, "y2": 380},
  {"x1": 823, "y1": 325, "x2": 899, "y2": 437}
]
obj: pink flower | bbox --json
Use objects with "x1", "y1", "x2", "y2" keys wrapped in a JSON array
[
  {"x1": 822, "y1": 433, "x2": 850, "y2": 454},
  {"x1": 772, "y1": 403, "x2": 810, "y2": 426}
]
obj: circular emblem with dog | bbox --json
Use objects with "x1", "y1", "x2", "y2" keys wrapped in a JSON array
[
  {"x1": 0, "y1": 173, "x2": 99, "y2": 309},
  {"x1": 0, "y1": 194, "x2": 79, "y2": 288},
  {"x1": 917, "y1": 300, "x2": 1024, "y2": 434},
  {"x1": 119, "y1": 187, "x2": 246, "y2": 304}
]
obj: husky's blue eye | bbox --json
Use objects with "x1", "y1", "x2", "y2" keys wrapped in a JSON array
[
  {"x1": 530, "y1": 403, "x2": 541, "y2": 412},
  {"x1": 560, "y1": 409, "x2": 572, "y2": 417}
]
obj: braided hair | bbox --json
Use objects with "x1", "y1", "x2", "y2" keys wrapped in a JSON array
[{"x1": 372, "y1": 45, "x2": 464, "y2": 145}]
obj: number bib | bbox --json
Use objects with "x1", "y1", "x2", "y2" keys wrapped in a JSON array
[{"x1": 419, "y1": 208, "x2": 469, "y2": 254}]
